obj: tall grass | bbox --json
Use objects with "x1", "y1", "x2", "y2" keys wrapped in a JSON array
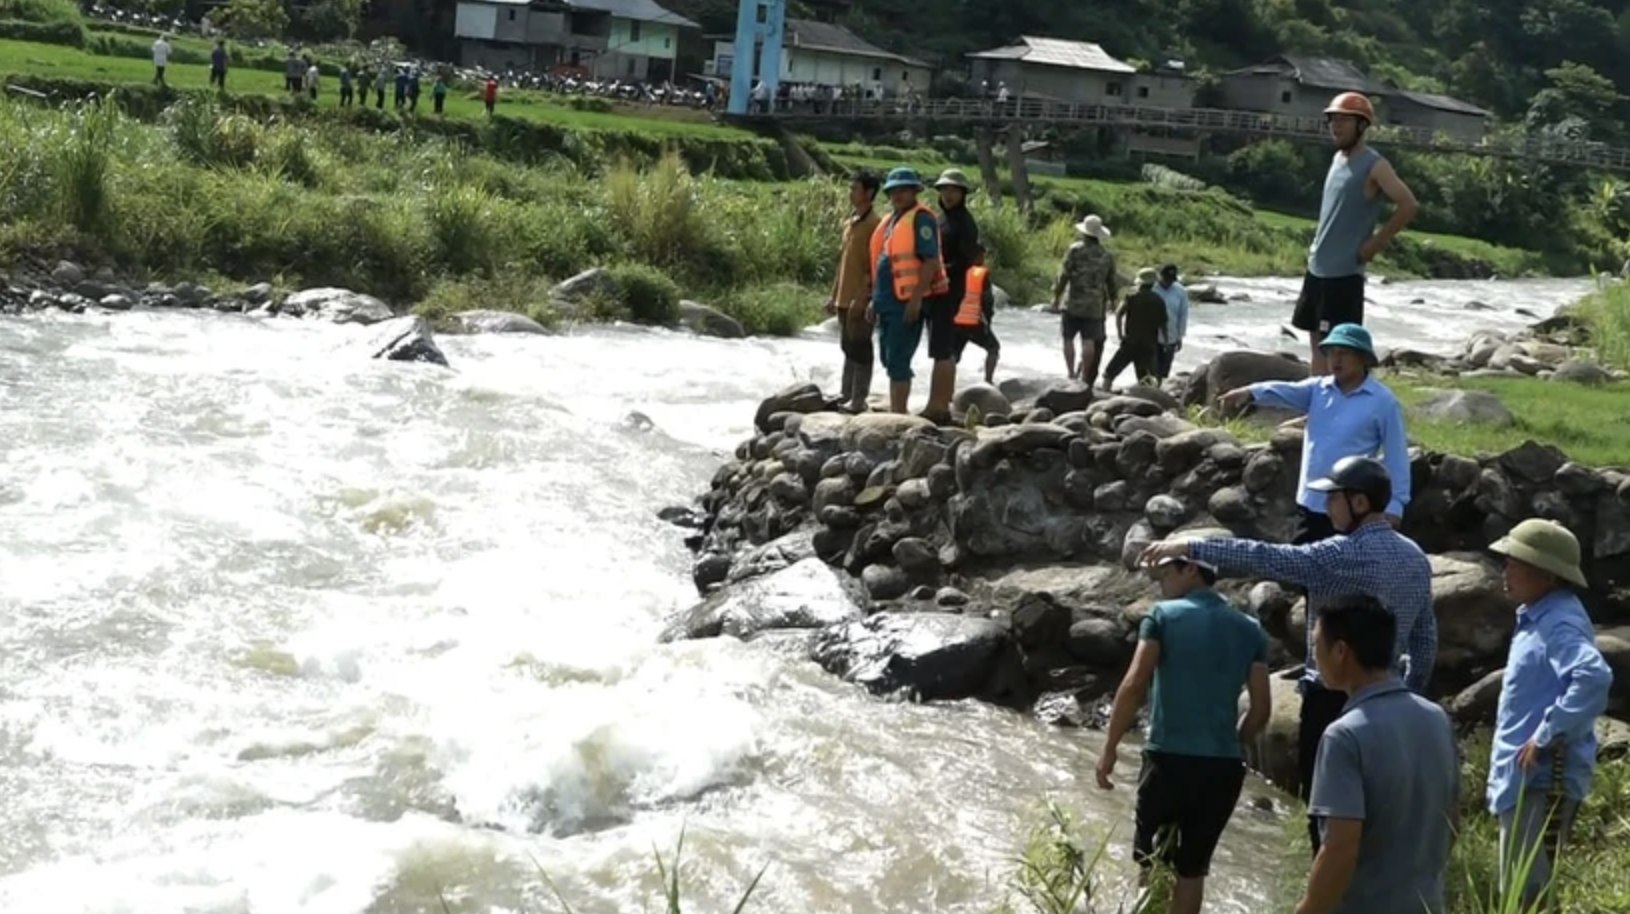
[
  {"x1": 51, "y1": 99, "x2": 118, "y2": 233},
  {"x1": 1572, "y1": 278, "x2": 1630, "y2": 370}
]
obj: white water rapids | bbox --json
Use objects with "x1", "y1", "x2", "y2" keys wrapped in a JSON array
[{"x1": 0, "y1": 276, "x2": 1593, "y2": 914}]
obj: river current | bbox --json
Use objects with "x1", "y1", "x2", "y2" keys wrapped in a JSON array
[{"x1": 0, "y1": 276, "x2": 1593, "y2": 913}]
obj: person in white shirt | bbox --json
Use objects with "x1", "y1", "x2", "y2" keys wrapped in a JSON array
[
  {"x1": 1153, "y1": 263, "x2": 1189, "y2": 380},
  {"x1": 304, "y1": 60, "x2": 320, "y2": 101},
  {"x1": 152, "y1": 34, "x2": 172, "y2": 86}
]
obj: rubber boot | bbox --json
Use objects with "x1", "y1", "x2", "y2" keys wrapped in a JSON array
[
  {"x1": 836, "y1": 359, "x2": 855, "y2": 406},
  {"x1": 847, "y1": 360, "x2": 873, "y2": 413}
]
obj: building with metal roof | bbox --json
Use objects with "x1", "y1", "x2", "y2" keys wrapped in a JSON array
[
  {"x1": 706, "y1": 18, "x2": 930, "y2": 95},
  {"x1": 1219, "y1": 54, "x2": 1491, "y2": 140},
  {"x1": 453, "y1": 0, "x2": 697, "y2": 80},
  {"x1": 965, "y1": 36, "x2": 1140, "y2": 107}
]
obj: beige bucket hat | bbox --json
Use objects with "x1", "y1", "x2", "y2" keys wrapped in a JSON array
[
  {"x1": 1490, "y1": 518, "x2": 1588, "y2": 588},
  {"x1": 1074, "y1": 214, "x2": 1111, "y2": 238}
]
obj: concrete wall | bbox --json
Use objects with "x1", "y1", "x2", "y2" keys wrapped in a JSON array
[
  {"x1": 610, "y1": 17, "x2": 679, "y2": 60},
  {"x1": 970, "y1": 58, "x2": 1129, "y2": 106},
  {"x1": 710, "y1": 41, "x2": 927, "y2": 92},
  {"x1": 454, "y1": 2, "x2": 498, "y2": 40},
  {"x1": 525, "y1": 11, "x2": 568, "y2": 46},
  {"x1": 1386, "y1": 102, "x2": 1487, "y2": 141},
  {"x1": 1218, "y1": 74, "x2": 1332, "y2": 118},
  {"x1": 1131, "y1": 73, "x2": 1195, "y2": 108},
  {"x1": 459, "y1": 38, "x2": 538, "y2": 70}
]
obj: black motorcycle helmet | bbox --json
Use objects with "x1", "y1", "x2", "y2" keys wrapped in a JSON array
[{"x1": 1308, "y1": 456, "x2": 1392, "y2": 516}]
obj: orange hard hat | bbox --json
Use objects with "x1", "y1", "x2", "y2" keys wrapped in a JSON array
[{"x1": 1324, "y1": 91, "x2": 1374, "y2": 124}]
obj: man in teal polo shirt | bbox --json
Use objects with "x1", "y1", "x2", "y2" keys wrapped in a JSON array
[
  {"x1": 1097, "y1": 554, "x2": 1272, "y2": 914},
  {"x1": 864, "y1": 167, "x2": 945, "y2": 414}
]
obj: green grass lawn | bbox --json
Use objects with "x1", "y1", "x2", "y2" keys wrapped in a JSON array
[
  {"x1": 1206, "y1": 372, "x2": 1630, "y2": 467},
  {"x1": 0, "y1": 37, "x2": 750, "y2": 139}
]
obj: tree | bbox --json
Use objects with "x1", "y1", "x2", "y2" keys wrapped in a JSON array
[
  {"x1": 1527, "y1": 61, "x2": 1626, "y2": 140},
  {"x1": 214, "y1": 0, "x2": 288, "y2": 38},
  {"x1": 295, "y1": 0, "x2": 364, "y2": 40}
]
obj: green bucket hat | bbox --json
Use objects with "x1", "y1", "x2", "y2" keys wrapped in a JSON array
[
  {"x1": 934, "y1": 168, "x2": 973, "y2": 190},
  {"x1": 1490, "y1": 518, "x2": 1588, "y2": 588},
  {"x1": 1318, "y1": 323, "x2": 1377, "y2": 364},
  {"x1": 882, "y1": 167, "x2": 923, "y2": 192},
  {"x1": 1136, "y1": 267, "x2": 1158, "y2": 286}
]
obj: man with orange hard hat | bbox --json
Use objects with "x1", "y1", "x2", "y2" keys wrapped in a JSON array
[{"x1": 1295, "y1": 91, "x2": 1418, "y2": 375}]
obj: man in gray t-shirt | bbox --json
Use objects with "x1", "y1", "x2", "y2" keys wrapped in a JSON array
[{"x1": 1296, "y1": 595, "x2": 1458, "y2": 914}]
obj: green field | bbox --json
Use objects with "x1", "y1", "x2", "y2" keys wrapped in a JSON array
[{"x1": 0, "y1": 36, "x2": 747, "y2": 138}]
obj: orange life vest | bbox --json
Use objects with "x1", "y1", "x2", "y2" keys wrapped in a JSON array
[
  {"x1": 869, "y1": 205, "x2": 950, "y2": 302},
  {"x1": 956, "y1": 265, "x2": 989, "y2": 327}
]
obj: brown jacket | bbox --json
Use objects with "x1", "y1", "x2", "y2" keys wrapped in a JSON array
[{"x1": 832, "y1": 207, "x2": 882, "y2": 310}]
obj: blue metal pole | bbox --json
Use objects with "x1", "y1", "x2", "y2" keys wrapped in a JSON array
[{"x1": 726, "y1": 0, "x2": 785, "y2": 116}]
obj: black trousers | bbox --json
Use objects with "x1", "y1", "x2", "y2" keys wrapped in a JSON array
[
  {"x1": 1103, "y1": 340, "x2": 1158, "y2": 387},
  {"x1": 1299, "y1": 683, "x2": 1349, "y2": 855}
]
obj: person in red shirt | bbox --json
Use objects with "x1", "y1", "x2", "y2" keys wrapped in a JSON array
[{"x1": 483, "y1": 77, "x2": 498, "y2": 116}]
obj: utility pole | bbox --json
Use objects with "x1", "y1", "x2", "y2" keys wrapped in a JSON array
[{"x1": 727, "y1": 0, "x2": 786, "y2": 116}]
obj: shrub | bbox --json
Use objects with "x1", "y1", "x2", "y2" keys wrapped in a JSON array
[
  {"x1": 608, "y1": 262, "x2": 681, "y2": 325},
  {"x1": 0, "y1": 17, "x2": 84, "y2": 45},
  {"x1": 0, "y1": 0, "x2": 80, "y2": 25},
  {"x1": 715, "y1": 282, "x2": 824, "y2": 337},
  {"x1": 52, "y1": 100, "x2": 118, "y2": 233}
]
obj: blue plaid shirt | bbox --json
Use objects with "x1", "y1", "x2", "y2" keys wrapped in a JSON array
[{"x1": 1191, "y1": 521, "x2": 1436, "y2": 692}]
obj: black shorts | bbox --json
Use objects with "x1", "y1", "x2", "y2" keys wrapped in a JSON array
[
  {"x1": 926, "y1": 295, "x2": 957, "y2": 361},
  {"x1": 1061, "y1": 314, "x2": 1106, "y2": 342},
  {"x1": 1134, "y1": 751, "x2": 1247, "y2": 878},
  {"x1": 954, "y1": 320, "x2": 999, "y2": 359},
  {"x1": 1291, "y1": 273, "x2": 1365, "y2": 335}
]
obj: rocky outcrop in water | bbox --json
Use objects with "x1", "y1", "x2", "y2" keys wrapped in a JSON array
[{"x1": 666, "y1": 375, "x2": 1630, "y2": 792}]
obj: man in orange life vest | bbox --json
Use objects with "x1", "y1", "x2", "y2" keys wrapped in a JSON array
[
  {"x1": 934, "y1": 169, "x2": 1000, "y2": 386},
  {"x1": 865, "y1": 167, "x2": 949, "y2": 414}
]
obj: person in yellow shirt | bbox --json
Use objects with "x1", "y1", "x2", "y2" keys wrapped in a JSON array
[{"x1": 825, "y1": 170, "x2": 882, "y2": 412}]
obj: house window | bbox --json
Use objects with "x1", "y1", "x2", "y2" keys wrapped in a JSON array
[
  {"x1": 627, "y1": 56, "x2": 637, "y2": 75},
  {"x1": 629, "y1": 20, "x2": 641, "y2": 42},
  {"x1": 1106, "y1": 82, "x2": 1122, "y2": 96},
  {"x1": 871, "y1": 66, "x2": 881, "y2": 80},
  {"x1": 507, "y1": 9, "x2": 515, "y2": 20},
  {"x1": 1137, "y1": 85, "x2": 1149, "y2": 99},
  {"x1": 1280, "y1": 90, "x2": 1292, "y2": 104},
  {"x1": 664, "y1": 36, "x2": 671, "y2": 49}
]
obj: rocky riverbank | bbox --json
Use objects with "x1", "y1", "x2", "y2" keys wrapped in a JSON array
[{"x1": 665, "y1": 361, "x2": 1630, "y2": 795}]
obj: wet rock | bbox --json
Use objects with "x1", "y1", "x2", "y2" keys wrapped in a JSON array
[
  {"x1": 242, "y1": 282, "x2": 274, "y2": 305},
  {"x1": 1067, "y1": 616, "x2": 1132, "y2": 667},
  {"x1": 288, "y1": 287, "x2": 396, "y2": 325},
  {"x1": 1243, "y1": 450, "x2": 1284, "y2": 494},
  {"x1": 840, "y1": 413, "x2": 934, "y2": 451},
  {"x1": 862, "y1": 564, "x2": 912, "y2": 600},
  {"x1": 677, "y1": 300, "x2": 746, "y2": 339},
  {"x1": 1499, "y1": 441, "x2": 1566, "y2": 486},
  {"x1": 553, "y1": 267, "x2": 616, "y2": 303},
  {"x1": 892, "y1": 537, "x2": 941, "y2": 579},
  {"x1": 51, "y1": 260, "x2": 85, "y2": 287},
  {"x1": 812, "y1": 611, "x2": 1014, "y2": 702},
  {"x1": 769, "y1": 473, "x2": 808, "y2": 505},
  {"x1": 726, "y1": 531, "x2": 817, "y2": 585},
  {"x1": 368, "y1": 316, "x2": 449, "y2": 367},
  {"x1": 926, "y1": 464, "x2": 957, "y2": 500},
  {"x1": 455, "y1": 309, "x2": 551, "y2": 335},
  {"x1": 1037, "y1": 381, "x2": 1095, "y2": 415},
  {"x1": 1208, "y1": 486, "x2": 1255, "y2": 525},
  {"x1": 936, "y1": 587, "x2": 970, "y2": 608},
  {"x1": 1552, "y1": 359, "x2": 1611, "y2": 386},
  {"x1": 98, "y1": 293, "x2": 134, "y2": 311},
  {"x1": 664, "y1": 557, "x2": 866, "y2": 641},
  {"x1": 1555, "y1": 462, "x2": 1606, "y2": 498},
  {"x1": 812, "y1": 476, "x2": 858, "y2": 514},
  {"x1": 693, "y1": 553, "x2": 731, "y2": 591},
  {"x1": 1437, "y1": 454, "x2": 1481, "y2": 491},
  {"x1": 953, "y1": 383, "x2": 1012, "y2": 420},
  {"x1": 1114, "y1": 432, "x2": 1160, "y2": 479},
  {"x1": 754, "y1": 382, "x2": 828, "y2": 434},
  {"x1": 1154, "y1": 429, "x2": 1223, "y2": 475},
  {"x1": 1241, "y1": 670, "x2": 1305, "y2": 794},
  {"x1": 1094, "y1": 481, "x2": 1130, "y2": 512},
  {"x1": 1413, "y1": 390, "x2": 1514, "y2": 427}
]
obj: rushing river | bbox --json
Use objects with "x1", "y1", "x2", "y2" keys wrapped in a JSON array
[{"x1": 0, "y1": 276, "x2": 1595, "y2": 914}]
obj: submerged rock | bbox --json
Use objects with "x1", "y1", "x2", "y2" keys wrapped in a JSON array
[
  {"x1": 455, "y1": 309, "x2": 551, "y2": 335},
  {"x1": 287, "y1": 287, "x2": 395, "y2": 325},
  {"x1": 368, "y1": 316, "x2": 449, "y2": 367},
  {"x1": 812, "y1": 611, "x2": 1016, "y2": 703},
  {"x1": 664, "y1": 557, "x2": 865, "y2": 642}
]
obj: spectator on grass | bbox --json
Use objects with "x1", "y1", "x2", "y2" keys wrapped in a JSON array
[
  {"x1": 483, "y1": 76, "x2": 498, "y2": 116},
  {"x1": 408, "y1": 69, "x2": 421, "y2": 112},
  {"x1": 209, "y1": 39, "x2": 226, "y2": 90},
  {"x1": 374, "y1": 69, "x2": 388, "y2": 109},
  {"x1": 152, "y1": 34, "x2": 171, "y2": 87},
  {"x1": 432, "y1": 73, "x2": 448, "y2": 115},
  {"x1": 284, "y1": 50, "x2": 303, "y2": 94},
  {"x1": 339, "y1": 65, "x2": 353, "y2": 107},
  {"x1": 394, "y1": 68, "x2": 409, "y2": 109},
  {"x1": 304, "y1": 59, "x2": 319, "y2": 101}
]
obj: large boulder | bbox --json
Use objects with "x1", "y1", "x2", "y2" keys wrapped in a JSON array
[
  {"x1": 678, "y1": 300, "x2": 746, "y2": 339},
  {"x1": 811, "y1": 611, "x2": 1017, "y2": 702},
  {"x1": 1240, "y1": 669, "x2": 1305, "y2": 794},
  {"x1": 1412, "y1": 390, "x2": 1515, "y2": 427},
  {"x1": 1185, "y1": 351, "x2": 1309, "y2": 408},
  {"x1": 662, "y1": 557, "x2": 865, "y2": 641},
  {"x1": 724, "y1": 530, "x2": 817, "y2": 585},
  {"x1": 287, "y1": 287, "x2": 395, "y2": 325},
  {"x1": 1037, "y1": 381, "x2": 1095, "y2": 415},
  {"x1": 1430, "y1": 552, "x2": 1516, "y2": 684},
  {"x1": 553, "y1": 267, "x2": 616, "y2": 303},
  {"x1": 953, "y1": 383, "x2": 1013, "y2": 420},
  {"x1": 754, "y1": 382, "x2": 829, "y2": 434},
  {"x1": 455, "y1": 309, "x2": 551, "y2": 335},
  {"x1": 368, "y1": 316, "x2": 449, "y2": 367}
]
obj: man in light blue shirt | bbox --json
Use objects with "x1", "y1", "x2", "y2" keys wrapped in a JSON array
[
  {"x1": 1217, "y1": 323, "x2": 1409, "y2": 544},
  {"x1": 1486, "y1": 519, "x2": 1613, "y2": 910},
  {"x1": 1153, "y1": 263, "x2": 1188, "y2": 380}
]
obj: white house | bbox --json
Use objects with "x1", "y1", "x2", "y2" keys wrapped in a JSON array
[
  {"x1": 454, "y1": 0, "x2": 697, "y2": 82},
  {"x1": 966, "y1": 36, "x2": 1137, "y2": 105},
  {"x1": 708, "y1": 19, "x2": 931, "y2": 95}
]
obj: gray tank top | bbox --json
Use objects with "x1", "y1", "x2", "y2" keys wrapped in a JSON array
[{"x1": 1308, "y1": 146, "x2": 1383, "y2": 278}]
